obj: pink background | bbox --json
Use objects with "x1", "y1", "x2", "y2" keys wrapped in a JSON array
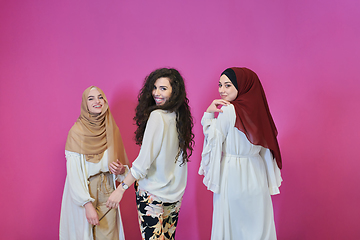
[{"x1": 1, "y1": 0, "x2": 360, "y2": 239}]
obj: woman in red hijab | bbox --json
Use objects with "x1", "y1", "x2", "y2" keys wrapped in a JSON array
[{"x1": 199, "y1": 67, "x2": 282, "y2": 240}]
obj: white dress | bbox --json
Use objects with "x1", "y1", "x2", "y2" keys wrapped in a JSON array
[
  {"x1": 59, "y1": 149, "x2": 128, "y2": 240},
  {"x1": 199, "y1": 104, "x2": 282, "y2": 240}
]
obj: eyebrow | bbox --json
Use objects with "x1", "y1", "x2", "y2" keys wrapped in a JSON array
[
  {"x1": 219, "y1": 81, "x2": 233, "y2": 84},
  {"x1": 87, "y1": 94, "x2": 102, "y2": 99}
]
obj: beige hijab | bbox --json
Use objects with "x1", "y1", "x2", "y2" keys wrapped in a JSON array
[{"x1": 65, "y1": 86, "x2": 129, "y2": 167}]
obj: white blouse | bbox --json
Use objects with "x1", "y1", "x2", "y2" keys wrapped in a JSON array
[
  {"x1": 199, "y1": 104, "x2": 282, "y2": 195},
  {"x1": 64, "y1": 149, "x2": 128, "y2": 205},
  {"x1": 130, "y1": 109, "x2": 187, "y2": 203}
]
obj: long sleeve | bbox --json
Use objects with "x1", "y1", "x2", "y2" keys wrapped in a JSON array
[
  {"x1": 130, "y1": 110, "x2": 165, "y2": 180},
  {"x1": 129, "y1": 110, "x2": 186, "y2": 202},
  {"x1": 65, "y1": 151, "x2": 94, "y2": 206},
  {"x1": 259, "y1": 147, "x2": 282, "y2": 195},
  {"x1": 60, "y1": 150, "x2": 126, "y2": 240},
  {"x1": 199, "y1": 105, "x2": 234, "y2": 194}
]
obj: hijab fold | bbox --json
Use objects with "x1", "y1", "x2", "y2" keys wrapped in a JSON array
[
  {"x1": 223, "y1": 68, "x2": 282, "y2": 169},
  {"x1": 65, "y1": 86, "x2": 129, "y2": 167}
]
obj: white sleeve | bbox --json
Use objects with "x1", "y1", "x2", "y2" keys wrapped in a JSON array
[
  {"x1": 65, "y1": 151, "x2": 94, "y2": 206},
  {"x1": 198, "y1": 105, "x2": 233, "y2": 193},
  {"x1": 260, "y1": 147, "x2": 283, "y2": 195},
  {"x1": 130, "y1": 111, "x2": 165, "y2": 180},
  {"x1": 201, "y1": 112, "x2": 215, "y2": 138}
]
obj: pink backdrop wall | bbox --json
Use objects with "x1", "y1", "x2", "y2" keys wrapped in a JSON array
[{"x1": 1, "y1": 0, "x2": 359, "y2": 239}]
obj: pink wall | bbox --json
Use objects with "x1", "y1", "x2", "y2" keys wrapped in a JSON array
[{"x1": 1, "y1": 0, "x2": 359, "y2": 239}]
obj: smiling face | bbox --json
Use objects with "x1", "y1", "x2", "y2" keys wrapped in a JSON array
[
  {"x1": 152, "y1": 77, "x2": 173, "y2": 106},
  {"x1": 87, "y1": 87, "x2": 105, "y2": 114},
  {"x1": 219, "y1": 74, "x2": 238, "y2": 102}
]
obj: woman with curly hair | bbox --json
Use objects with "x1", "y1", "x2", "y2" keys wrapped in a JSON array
[
  {"x1": 107, "y1": 68, "x2": 195, "y2": 240},
  {"x1": 199, "y1": 67, "x2": 282, "y2": 239}
]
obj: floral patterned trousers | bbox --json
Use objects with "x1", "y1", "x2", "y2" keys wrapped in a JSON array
[{"x1": 135, "y1": 182, "x2": 182, "y2": 240}]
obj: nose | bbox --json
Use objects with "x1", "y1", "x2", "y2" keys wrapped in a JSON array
[
  {"x1": 154, "y1": 88, "x2": 160, "y2": 96},
  {"x1": 219, "y1": 86, "x2": 224, "y2": 93}
]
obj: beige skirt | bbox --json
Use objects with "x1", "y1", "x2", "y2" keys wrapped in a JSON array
[{"x1": 88, "y1": 172, "x2": 119, "y2": 240}]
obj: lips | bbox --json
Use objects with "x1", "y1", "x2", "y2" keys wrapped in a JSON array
[{"x1": 154, "y1": 98, "x2": 164, "y2": 104}]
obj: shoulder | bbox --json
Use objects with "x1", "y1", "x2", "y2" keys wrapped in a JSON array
[
  {"x1": 221, "y1": 104, "x2": 235, "y2": 110},
  {"x1": 146, "y1": 110, "x2": 166, "y2": 127},
  {"x1": 149, "y1": 109, "x2": 165, "y2": 120},
  {"x1": 217, "y1": 104, "x2": 236, "y2": 127},
  {"x1": 149, "y1": 109, "x2": 175, "y2": 121},
  {"x1": 150, "y1": 109, "x2": 166, "y2": 116},
  {"x1": 220, "y1": 104, "x2": 235, "y2": 115}
]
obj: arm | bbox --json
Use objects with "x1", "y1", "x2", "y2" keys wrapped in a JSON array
[
  {"x1": 206, "y1": 99, "x2": 230, "y2": 113},
  {"x1": 106, "y1": 111, "x2": 165, "y2": 208},
  {"x1": 84, "y1": 202, "x2": 99, "y2": 225},
  {"x1": 129, "y1": 111, "x2": 165, "y2": 179},
  {"x1": 65, "y1": 151, "x2": 94, "y2": 205},
  {"x1": 199, "y1": 103, "x2": 233, "y2": 193},
  {"x1": 202, "y1": 99, "x2": 230, "y2": 138},
  {"x1": 109, "y1": 159, "x2": 130, "y2": 183},
  {"x1": 259, "y1": 147, "x2": 282, "y2": 195},
  {"x1": 201, "y1": 102, "x2": 233, "y2": 150},
  {"x1": 106, "y1": 171, "x2": 137, "y2": 209},
  {"x1": 65, "y1": 151, "x2": 99, "y2": 225}
]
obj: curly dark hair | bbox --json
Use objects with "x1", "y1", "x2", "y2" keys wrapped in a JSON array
[{"x1": 134, "y1": 68, "x2": 195, "y2": 165}]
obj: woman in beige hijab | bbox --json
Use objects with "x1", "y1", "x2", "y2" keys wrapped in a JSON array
[{"x1": 60, "y1": 86, "x2": 129, "y2": 240}]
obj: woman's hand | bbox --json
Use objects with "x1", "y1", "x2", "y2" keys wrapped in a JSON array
[
  {"x1": 84, "y1": 202, "x2": 99, "y2": 225},
  {"x1": 206, "y1": 99, "x2": 230, "y2": 113},
  {"x1": 106, "y1": 187, "x2": 124, "y2": 209},
  {"x1": 106, "y1": 172, "x2": 136, "y2": 209},
  {"x1": 109, "y1": 159, "x2": 125, "y2": 175}
]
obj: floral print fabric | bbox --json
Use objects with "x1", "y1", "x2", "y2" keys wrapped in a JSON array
[{"x1": 135, "y1": 182, "x2": 182, "y2": 240}]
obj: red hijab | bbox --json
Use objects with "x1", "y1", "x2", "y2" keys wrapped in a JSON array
[{"x1": 223, "y1": 67, "x2": 282, "y2": 169}]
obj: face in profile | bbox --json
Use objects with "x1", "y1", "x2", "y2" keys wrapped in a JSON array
[
  {"x1": 87, "y1": 87, "x2": 105, "y2": 114},
  {"x1": 218, "y1": 75, "x2": 238, "y2": 102},
  {"x1": 152, "y1": 77, "x2": 173, "y2": 106}
]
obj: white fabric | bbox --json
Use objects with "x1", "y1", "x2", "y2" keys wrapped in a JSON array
[
  {"x1": 130, "y1": 109, "x2": 187, "y2": 203},
  {"x1": 199, "y1": 104, "x2": 282, "y2": 240},
  {"x1": 59, "y1": 149, "x2": 128, "y2": 240}
]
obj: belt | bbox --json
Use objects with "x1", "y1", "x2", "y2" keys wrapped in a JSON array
[{"x1": 223, "y1": 153, "x2": 259, "y2": 158}]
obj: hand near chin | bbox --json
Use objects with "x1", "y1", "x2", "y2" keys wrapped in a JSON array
[{"x1": 206, "y1": 99, "x2": 230, "y2": 113}]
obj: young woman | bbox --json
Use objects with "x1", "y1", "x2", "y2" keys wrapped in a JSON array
[
  {"x1": 199, "y1": 67, "x2": 282, "y2": 239},
  {"x1": 60, "y1": 86, "x2": 129, "y2": 240},
  {"x1": 106, "y1": 68, "x2": 195, "y2": 240}
]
